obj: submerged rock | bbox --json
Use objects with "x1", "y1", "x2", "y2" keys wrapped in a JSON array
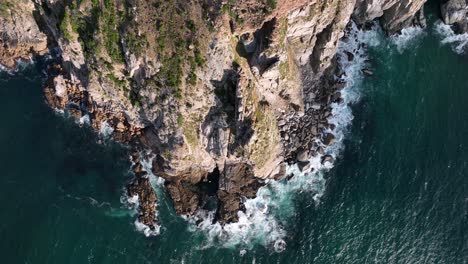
[{"x1": 362, "y1": 68, "x2": 374, "y2": 76}]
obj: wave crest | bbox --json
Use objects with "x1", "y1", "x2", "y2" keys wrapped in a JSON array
[{"x1": 434, "y1": 21, "x2": 468, "y2": 54}]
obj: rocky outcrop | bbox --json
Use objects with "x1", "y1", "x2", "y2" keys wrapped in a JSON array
[
  {"x1": 1, "y1": 0, "x2": 432, "y2": 228},
  {"x1": 441, "y1": 0, "x2": 468, "y2": 33},
  {"x1": 0, "y1": 0, "x2": 48, "y2": 68},
  {"x1": 353, "y1": 0, "x2": 427, "y2": 34},
  {"x1": 127, "y1": 153, "x2": 158, "y2": 231}
]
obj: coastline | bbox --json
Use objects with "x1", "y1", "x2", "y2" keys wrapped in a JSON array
[{"x1": 1, "y1": 0, "x2": 467, "y2": 252}]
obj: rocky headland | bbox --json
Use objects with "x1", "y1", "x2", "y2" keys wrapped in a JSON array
[{"x1": 0, "y1": 0, "x2": 465, "y2": 234}]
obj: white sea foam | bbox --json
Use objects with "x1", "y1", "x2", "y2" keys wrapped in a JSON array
[
  {"x1": 139, "y1": 152, "x2": 165, "y2": 188},
  {"x1": 189, "y1": 22, "x2": 382, "y2": 251},
  {"x1": 123, "y1": 152, "x2": 164, "y2": 236},
  {"x1": 434, "y1": 21, "x2": 468, "y2": 54},
  {"x1": 99, "y1": 121, "x2": 114, "y2": 138},
  {"x1": 390, "y1": 26, "x2": 425, "y2": 53},
  {"x1": 78, "y1": 114, "x2": 90, "y2": 126},
  {"x1": 127, "y1": 194, "x2": 139, "y2": 206},
  {"x1": 0, "y1": 63, "x2": 7, "y2": 72},
  {"x1": 0, "y1": 59, "x2": 34, "y2": 75},
  {"x1": 135, "y1": 219, "x2": 161, "y2": 237},
  {"x1": 53, "y1": 108, "x2": 65, "y2": 115}
]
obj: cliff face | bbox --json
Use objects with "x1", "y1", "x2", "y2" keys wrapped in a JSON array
[
  {"x1": 353, "y1": 0, "x2": 427, "y2": 33},
  {"x1": 1, "y1": 0, "x2": 431, "y2": 230},
  {"x1": 0, "y1": 0, "x2": 48, "y2": 68}
]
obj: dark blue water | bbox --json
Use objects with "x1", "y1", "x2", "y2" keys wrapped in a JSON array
[{"x1": 0, "y1": 19, "x2": 467, "y2": 263}]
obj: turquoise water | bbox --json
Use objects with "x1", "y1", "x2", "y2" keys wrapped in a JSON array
[{"x1": 1, "y1": 18, "x2": 468, "y2": 263}]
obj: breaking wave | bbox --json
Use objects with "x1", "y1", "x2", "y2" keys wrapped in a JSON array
[
  {"x1": 189, "y1": 22, "x2": 382, "y2": 253},
  {"x1": 78, "y1": 114, "x2": 90, "y2": 126},
  {"x1": 122, "y1": 152, "x2": 164, "y2": 237},
  {"x1": 434, "y1": 21, "x2": 468, "y2": 54},
  {"x1": 99, "y1": 121, "x2": 115, "y2": 138},
  {"x1": 390, "y1": 26, "x2": 426, "y2": 53}
]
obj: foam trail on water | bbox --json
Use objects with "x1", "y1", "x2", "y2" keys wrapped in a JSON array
[
  {"x1": 390, "y1": 26, "x2": 425, "y2": 53},
  {"x1": 434, "y1": 21, "x2": 468, "y2": 54},
  {"x1": 190, "y1": 22, "x2": 382, "y2": 252}
]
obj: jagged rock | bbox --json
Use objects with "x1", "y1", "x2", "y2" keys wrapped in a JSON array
[
  {"x1": 441, "y1": 0, "x2": 468, "y2": 34},
  {"x1": 441, "y1": 0, "x2": 468, "y2": 25},
  {"x1": 127, "y1": 153, "x2": 158, "y2": 231},
  {"x1": 297, "y1": 160, "x2": 311, "y2": 172},
  {"x1": 296, "y1": 150, "x2": 309, "y2": 162},
  {"x1": 218, "y1": 162, "x2": 262, "y2": 223},
  {"x1": 345, "y1": 51, "x2": 355, "y2": 61},
  {"x1": 353, "y1": 0, "x2": 428, "y2": 34},
  {"x1": 321, "y1": 155, "x2": 334, "y2": 164},
  {"x1": 0, "y1": 1, "x2": 48, "y2": 68},
  {"x1": 323, "y1": 133, "x2": 337, "y2": 146},
  {"x1": 3, "y1": 0, "x2": 432, "y2": 227}
]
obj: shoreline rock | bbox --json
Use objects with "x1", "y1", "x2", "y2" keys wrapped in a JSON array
[
  {"x1": 127, "y1": 153, "x2": 159, "y2": 231},
  {"x1": 1, "y1": 0, "x2": 447, "y2": 232},
  {"x1": 441, "y1": 0, "x2": 468, "y2": 34}
]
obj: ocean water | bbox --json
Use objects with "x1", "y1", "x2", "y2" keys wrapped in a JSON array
[{"x1": 1, "y1": 16, "x2": 468, "y2": 264}]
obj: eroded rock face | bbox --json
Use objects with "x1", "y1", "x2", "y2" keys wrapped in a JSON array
[
  {"x1": 441, "y1": 0, "x2": 468, "y2": 33},
  {"x1": 0, "y1": 0, "x2": 48, "y2": 68},
  {"x1": 1, "y1": 0, "x2": 433, "y2": 226},
  {"x1": 353, "y1": 0, "x2": 427, "y2": 34}
]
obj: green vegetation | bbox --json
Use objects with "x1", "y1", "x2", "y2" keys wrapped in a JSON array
[
  {"x1": 278, "y1": 61, "x2": 288, "y2": 79},
  {"x1": 101, "y1": 0, "x2": 125, "y2": 62},
  {"x1": 194, "y1": 49, "x2": 205, "y2": 67},
  {"x1": 125, "y1": 32, "x2": 148, "y2": 57},
  {"x1": 57, "y1": 0, "x2": 211, "y2": 102},
  {"x1": 58, "y1": 0, "x2": 128, "y2": 62},
  {"x1": 177, "y1": 114, "x2": 184, "y2": 126},
  {"x1": 221, "y1": 0, "x2": 244, "y2": 24},
  {"x1": 106, "y1": 74, "x2": 126, "y2": 88},
  {"x1": 187, "y1": 72, "x2": 197, "y2": 86},
  {"x1": 0, "y1": 1, "x2": 14, "y2": 16},
  {"x1": 152, "y1": 5, "x2": 208, "y2": 97},
  {"x1": 59, "y1": 9, "x2": 72, "y2": 40},
  {"x1": 184, "y1": 120, "x2": 199, "y2": 147},
  {"x1": 266, "y1": 0, "x2": 277, "y2": 10}
]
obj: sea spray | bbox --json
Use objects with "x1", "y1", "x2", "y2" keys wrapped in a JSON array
[
  {"x1": 189, "y1": 22, "x2": 383, "y2": 252},
  {"x1": 390, "y1": 26, "x2": 426, "y2": 53},
  {"x1": 434, "y1": 21, "x2": 468, "y2": 54},
  {"x1": 123, "y1": 152, "x2": 164, "y2": 237},
  {"x1": 99, "y1": 121, "x2": 115, "y2": 138},
  {"x1": 78, "y1": 114, "x2": 90, "y2": 126}
]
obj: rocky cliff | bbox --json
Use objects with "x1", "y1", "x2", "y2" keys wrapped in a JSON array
[
  {"x1": 0, "y1": 0, "x2": 48, "y2": 68},
  {"x1": 1, "y1": 0, "x2": 451, "y2": 233}
]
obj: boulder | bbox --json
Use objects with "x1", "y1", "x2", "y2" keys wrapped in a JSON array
[
  {"x1": 321, "y1": 155, "x2": 334, "y2": 165},
  {"x1": 441, "y1": 0, "x2": 468, "y2": 25},
  {"x1": 323, "y1": 133, "x2": 336, "y2": 145}
]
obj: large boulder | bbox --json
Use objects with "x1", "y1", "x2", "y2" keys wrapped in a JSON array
[
  {"x1": 441, "y1": 0, "x2": 468, "y2": 33},
  {"x1": 441, "y1": 0, "x2": 468, "y2": 24}
]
